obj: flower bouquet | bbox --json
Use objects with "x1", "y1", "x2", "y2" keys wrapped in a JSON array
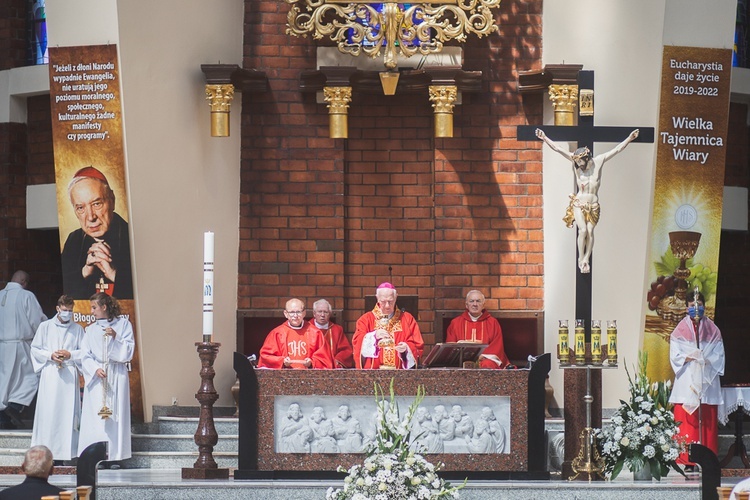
[
  {"x1": 595, "y1": 351, "x2": 685, "y2": 480},
  {"x1": 326, "y1": 380, "x2": 464, "y2": 500}
]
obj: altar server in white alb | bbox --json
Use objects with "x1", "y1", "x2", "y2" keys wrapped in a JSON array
[
  {"x1": 668, "y1": 289, "x2": 725, "y2": 466},
  {"x1": 78, "y1": 293, "x2": 134, "y2": 461},
  {"x1": 30, "y1": 295, "x2": 85, "y2": 461},
  {"x1": 0, "y1": 270, "x2": 47, "y2": 429}
]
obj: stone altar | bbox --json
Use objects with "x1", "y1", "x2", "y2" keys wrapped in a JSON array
[{"x1": 233, "y1": 352, "x2": 550, "y2": 480}]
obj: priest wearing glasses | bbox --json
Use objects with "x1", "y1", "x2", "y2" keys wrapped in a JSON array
[
  {"x1": 352, "y1": 283, "x2": 424, "y2": 369},
  {"x1": 258, "y1": 298, "x2": 333, "y2": 369}
]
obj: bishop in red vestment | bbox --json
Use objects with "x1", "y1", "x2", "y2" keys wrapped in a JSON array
[
  {"x1": 446, "y1": 290, "x2": 511, "y2": 369},
  {"x1": 258, "y1": 298, "x2": 333, "y2": 369},
  {"x1": 312, "y1": 299, "x2": 354, "y2": 368},
  {"x1": 353, "y1": 283, "x2": 424, "y2": 369}
]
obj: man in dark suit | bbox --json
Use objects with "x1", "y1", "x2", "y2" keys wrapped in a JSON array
[{"x1": 0, "y1": 446, "x2": 63, "y2": 500}]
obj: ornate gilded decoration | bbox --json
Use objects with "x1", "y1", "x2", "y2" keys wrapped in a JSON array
[
  {"x1": 205, "y1": 84, "x2": 235, "y2": 137},
  {"x1": 548, "y1": 84, "x2": 578, "y2": 126},
  {"x1": 323, "y1": 86, "x2": 353, "y2": 138},
  {"x1": 284, "y1": 0, "x2": 502, "y2": 70},
  {"x1": 579, "y1": 88, "x2": 594, "y2": 117},
  {"x1": 429, "y1": 84, "x2": 457, "y2": 138}
]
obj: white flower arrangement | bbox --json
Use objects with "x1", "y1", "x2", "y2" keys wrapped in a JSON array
[
  {"x1": 595, "y1": 351, "x2": 685, "y2": 480},
  {"x1": 326, "y1": 380, "x2": 464, "y2": 500}
]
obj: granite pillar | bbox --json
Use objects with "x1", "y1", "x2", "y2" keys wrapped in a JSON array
[{"x1": 562, "y1": 367, "x2": 602, "y2": 480}]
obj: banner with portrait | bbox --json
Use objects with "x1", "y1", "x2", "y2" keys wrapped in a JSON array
[
  {"x1": 48, "y1": 44, "x2": 142, "y2": 420},
  {"x1": 642, "y1": 46, "x2": 732, "y2": 383}
]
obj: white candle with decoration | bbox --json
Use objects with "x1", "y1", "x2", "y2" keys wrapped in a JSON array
[{"x1": 203, "y1": 231, "x2": 214, "y2": 342}]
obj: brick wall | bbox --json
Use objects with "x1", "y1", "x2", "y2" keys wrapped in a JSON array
[
  {"x1": 239, "y1": 0, "x2": 543, "y2": 347},
  {"x1": 0, "y1": 0, "x2": 30, "y2": 70},
  {"x1": 716, "y1": 101, "x2": 750, "y2": 384},
  {"x1": 0, "y1": 95, "x2": 60, "y2": 313},
  {"x1": 0, "y1": 122, "x2": 28, "y2": 281}
]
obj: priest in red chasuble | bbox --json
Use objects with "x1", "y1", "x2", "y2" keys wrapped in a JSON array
[
  {"x1": 353, "y1": 283, "x2": 424, "y2": 369},
  {"x1": 446, "y1": 290, "x2": 511, "y2": 369},
  {"x1": 312, "y1": 299, "x2": 354, "y2": 368},
  {"x1": 258, "y1": 298, "x2": 334, "y2": 369}
]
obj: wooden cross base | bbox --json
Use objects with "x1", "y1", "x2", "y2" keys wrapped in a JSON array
[{"x1": 181, "y1": 341, "x2": 229, "y2": 480}]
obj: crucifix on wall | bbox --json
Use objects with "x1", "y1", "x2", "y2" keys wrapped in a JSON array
[{"x1": 518, "y1": 70, "x2": 655, "y2": 332}]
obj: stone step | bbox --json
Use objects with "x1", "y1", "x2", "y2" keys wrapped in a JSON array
[
  {"x1": 0, "y1": 431, "x2": 32, "y2": 450},
  {"x1": 131, "y1": 433, "x2": 238, "y2": 452},
  {"x1": 0, "y1": 448, "x2": 25, "y2": 467},
  {"x1": 120, "y1": 451, "x2": 237, "y2": 469},
  {"x1": 153, "y1": 416, "x2": 238, "y2": 436}
]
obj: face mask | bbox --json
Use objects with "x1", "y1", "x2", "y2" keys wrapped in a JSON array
[
  {"x1": 58, "y1": 310, "x2": 72, "y2": 322},
  {"x1": 688, "y1": 305, "x2": 705, "y2": 319}
]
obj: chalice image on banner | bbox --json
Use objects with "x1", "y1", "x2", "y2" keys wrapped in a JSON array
[{"x1": 655, "y1": 231, "x2": 701, "y2": 324}]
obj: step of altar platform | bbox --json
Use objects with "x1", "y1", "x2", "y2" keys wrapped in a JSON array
[
  {"x1": 1, "y1": 469, "x2": 725, "y2": 500},
  {"x1": 0, "y1": 414, "x2": 239, "y2": 469},
  {"x1": 2, "y1": 413, "x2": 747, "y2": 472}
]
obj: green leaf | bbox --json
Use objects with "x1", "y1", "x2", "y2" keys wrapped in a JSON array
[
  {"x1": 650, "y1": 458, "x2": 661, "y2": 480},
  {"x1": 611, "y1": 459, "x2": 624, "y2": 480}
]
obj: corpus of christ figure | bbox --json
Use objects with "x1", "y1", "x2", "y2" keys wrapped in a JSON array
[{"x1": 535, "y1": 128, "x2": 639, "y2": 274}]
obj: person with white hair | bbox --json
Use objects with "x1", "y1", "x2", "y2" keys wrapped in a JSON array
[
  {"x1": 445, "y1": 290, "x2": 511, "y2": 369},
  {"x1": 311, "y1": 299, "x2": 353, "y2": 368},
  {"x1": 0, "y1": 445, "x2": 62, "y2": 499},
  {"x1": 352, "y1": 282, "x2": 424, "y2": 369},
  {"x1": 61, "y1": 166, "x2": 133, "y2": 299},
  {"x1": 258, "y1": 298, "x2": 333, "y2": 369}
]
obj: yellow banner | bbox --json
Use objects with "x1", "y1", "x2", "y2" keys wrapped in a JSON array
[
  {"x1": 48, "y1": 45, "x2": 142, "y2": 420},
  {"x1": 643, "y1": 46, "x2": 732, "y2": 383}
]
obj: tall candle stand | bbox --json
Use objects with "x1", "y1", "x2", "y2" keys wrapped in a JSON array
[
  {"x1": 568, "y1": 365, "x2": 607, "y2": 480},
  {"x1": 558, "y1": 319, "x2": 618, "y2": 481},
  {"x1": 181, "y1": 341, "x2": 229, "y2": 479}
]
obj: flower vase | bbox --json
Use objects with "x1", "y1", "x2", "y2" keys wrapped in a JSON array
[{"x1": 632, "y1": 462, "x2": 652, "y2": 481}]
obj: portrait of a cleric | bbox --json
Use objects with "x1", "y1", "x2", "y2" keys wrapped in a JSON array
[{"x1": 61, "y1": 166, "x2": 133, "y2": 299}]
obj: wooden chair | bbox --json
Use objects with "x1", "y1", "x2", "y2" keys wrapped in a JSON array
[
  {"x1": 77, "y1": 485, "x2": 93, "y2": 499},
  {"x1": 717, "y1": 486, "x2": 734, "y2": 500},
  {"x1": 59, "y1": 491, "x2": 75, "y2": 500}
]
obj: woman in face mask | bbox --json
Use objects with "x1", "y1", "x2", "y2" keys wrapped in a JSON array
[
  {"x1": 668, "y1": 290, "x2": 725, "y2": 472},
  {"x1": 29, "y1": 295, "x2": 85, "y2": 463}
]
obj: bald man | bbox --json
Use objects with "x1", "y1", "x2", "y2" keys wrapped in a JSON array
[
  {"x1": 0, "y1": 271, "x2": 46, "y2": 429},
  {"x1": 446, "y1": 290, "x2": 511, "y2": 369},
  {"x1": 258, "y1": 298, "x2": 333, "y2": 369}
]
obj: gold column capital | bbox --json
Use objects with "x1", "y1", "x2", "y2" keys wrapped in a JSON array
[
  {"x1": 429, "y1": 85, "x2": 457, "y2": 138},
  {"x1": 548, "y1": 84, "x2": 578, "y2": 126},
  {"x1": 205, "y1": 84, "x2": 235, "y2": 137},
  {"x1": 324, "y1": 86, "x2": 352, "y2": 139}
]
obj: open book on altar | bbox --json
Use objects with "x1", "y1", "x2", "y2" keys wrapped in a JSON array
[{"x1": 422, "y1": 342, "x2": 488, "y2": 368}]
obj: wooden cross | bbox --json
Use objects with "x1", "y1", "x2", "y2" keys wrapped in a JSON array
[{"x1": 518, "y1": 70, "x2": 655, "y2": 336}]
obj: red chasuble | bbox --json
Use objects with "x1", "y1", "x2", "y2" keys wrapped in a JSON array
[
  {"x1": 258, "y1": 321, "x2": 334, "y2": 369},
  {"x1": 317, "y1": 322, "x2": 354, "y2": 368},
  {"x1": 352, "y1": 305, "x2": 424, "y2": 369},
  {"x1": 446, "y1": 310, "x2": 511, "y2": 369}
]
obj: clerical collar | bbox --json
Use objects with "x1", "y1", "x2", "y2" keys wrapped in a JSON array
[
  {"x1": 315, "y1": 321, "x2": 329, "y2": 329},
  {"x1": 469, "y1": 313, "x2": 482, "y2": 322},
  {"x1": 288, "y1": 321, "x2": 304, "y2": 330}
]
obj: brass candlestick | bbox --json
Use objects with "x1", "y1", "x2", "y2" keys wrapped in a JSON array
[
  {"x1": 98, "y1": 330, "x2": 112, "y2": 419},
  {"x1": 570, "y1": 366, "x2": 605, "y2": 480}
]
